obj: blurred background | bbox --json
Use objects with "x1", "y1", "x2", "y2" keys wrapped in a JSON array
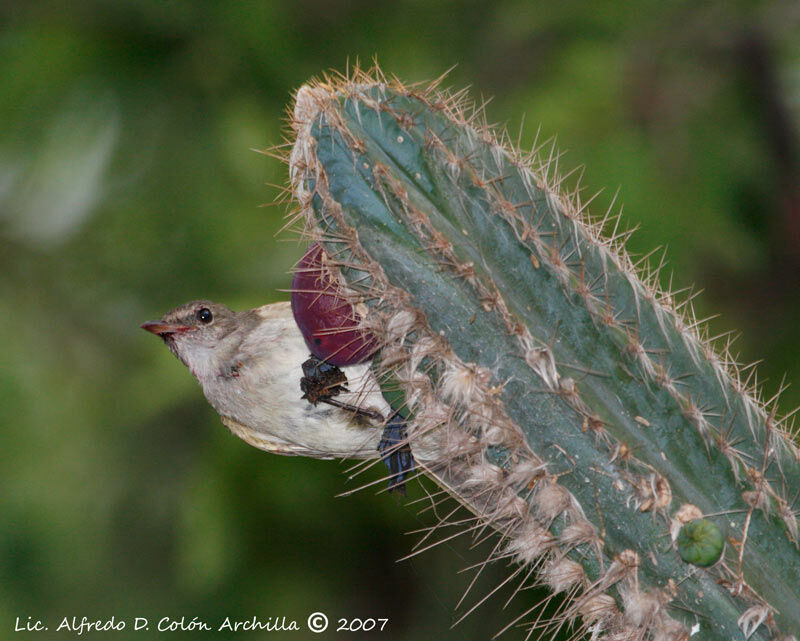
[{"x1": 2, "y1": 1, "x2": 799, "y2": 639}]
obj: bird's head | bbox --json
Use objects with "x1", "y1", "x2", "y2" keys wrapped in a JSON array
[{"x1": 141, "y1": 300, "x2": 239, "y2": 376}]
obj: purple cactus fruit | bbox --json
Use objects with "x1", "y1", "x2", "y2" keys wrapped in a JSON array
[{"x1": 290, "y1": 243, "x2": 378, "y2": 366}]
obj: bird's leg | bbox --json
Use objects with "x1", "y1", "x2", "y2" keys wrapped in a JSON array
[
  {"x1": 299, "y1": 355, "x2": 383, "y2": 421},
  {"x1": 377, "y1": 412, "x2": 415, "y2": 495},
  {"x1": 300, "y1": 355, "x2": 416, "y2": 493}
]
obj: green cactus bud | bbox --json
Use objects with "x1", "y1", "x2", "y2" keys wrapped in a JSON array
[{"x1": 678, "y1": 518, "x2": 724, "y2": 567}]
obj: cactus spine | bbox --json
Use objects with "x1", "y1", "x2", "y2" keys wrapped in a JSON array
[{"x1": 285, "y1": 65, "x2": 800, "y2": 640}]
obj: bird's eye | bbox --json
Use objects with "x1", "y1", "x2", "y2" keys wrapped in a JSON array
[{"x1": 196, "y1": 307, "x2": 213, "y2": 324}]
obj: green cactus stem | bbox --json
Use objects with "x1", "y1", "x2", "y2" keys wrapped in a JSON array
[{"x1": 285, "y1": 65, "x2": 800, "y2": 641}]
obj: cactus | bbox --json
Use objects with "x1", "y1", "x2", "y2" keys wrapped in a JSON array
[{"x1": 283, "y1": 65, "x2": 800, "y2": 641}]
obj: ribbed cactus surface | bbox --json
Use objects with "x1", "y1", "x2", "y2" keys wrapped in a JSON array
[{"x1": 287, "y1": 67, "x2": 800, "y2": 641}]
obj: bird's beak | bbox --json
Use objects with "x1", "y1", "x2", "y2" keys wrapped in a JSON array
[{"x1": 140, "y1": 321, "x2": 195, "y2": 337}]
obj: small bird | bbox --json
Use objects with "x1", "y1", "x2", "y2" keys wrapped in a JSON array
[{"x1": 141, "y1": 299, "x2": 415, "y2": 489}]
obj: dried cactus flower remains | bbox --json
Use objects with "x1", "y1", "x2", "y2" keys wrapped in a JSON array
[{"x1": 276, "y1": 64, "x2": 800, "y2": 641}]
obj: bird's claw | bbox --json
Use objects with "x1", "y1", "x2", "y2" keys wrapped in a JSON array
[{"x1": 300, "y1": 355, "x2": 348, "y2": 404}]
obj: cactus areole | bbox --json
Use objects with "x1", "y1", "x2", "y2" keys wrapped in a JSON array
[
  {"x1": 290, "y1": 242, "x2": 377, "y2": 366},
  {"x1": 285, "y1": 67, "x2": 800, "y2": 641}
]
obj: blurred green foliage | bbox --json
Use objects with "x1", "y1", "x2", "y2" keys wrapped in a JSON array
[{"x1": 1, "y1": 1, "x2": 799, "y2": 639}]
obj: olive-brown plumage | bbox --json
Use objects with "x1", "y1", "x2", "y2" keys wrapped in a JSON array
[{"x1": 142, "y1": 300, "x2": 391, "y2": 459}]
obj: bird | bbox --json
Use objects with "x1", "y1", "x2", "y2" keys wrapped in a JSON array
[{"x1": 141, "y1": 299, "x2": 415, "y2": 490}]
